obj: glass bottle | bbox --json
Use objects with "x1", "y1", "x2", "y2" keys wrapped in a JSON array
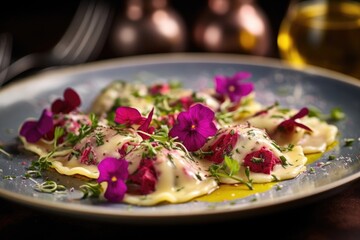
[
  {"x1": 193, "y1": 0, "x2": 273, "y2": 56},
  {"x1": 108, "y1": 0, "x2": 187, "y2": 57},
  {"x1": 278, "y1": 0, "x2": 360, "y2": 79}
]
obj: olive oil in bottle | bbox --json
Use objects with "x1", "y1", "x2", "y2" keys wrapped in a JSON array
[{"x1": 278, "y1": 0, "x2": 360, "y2": 79}]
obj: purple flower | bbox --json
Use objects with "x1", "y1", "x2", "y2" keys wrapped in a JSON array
[
  {"x1": 277, "y1": 107, "x2": 312, "y2": 134},
  {"x1": 169, "y1": 103, "x2": 217, "y2": 152},
  {"x1": 51, "y1": 88, "x2": 81, "y2": 114},
  {"x1": 215, "y1": 71, "x2": 254, "y2": 103},
  {"x1": 97, "y1": 157, "x2": 129, "y2": 202},
  {"x1": 19, "y1": 109, "x2": 54, "y2": 143}
]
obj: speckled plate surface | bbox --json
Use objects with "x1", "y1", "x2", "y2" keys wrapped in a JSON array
[{"x1": 0, "y1": 53, "x2": 359, "y2": 224}]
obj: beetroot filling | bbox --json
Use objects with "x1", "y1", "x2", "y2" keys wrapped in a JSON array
[{"x1": 244, "y1": 147, "x2": 281, "y2": 174}]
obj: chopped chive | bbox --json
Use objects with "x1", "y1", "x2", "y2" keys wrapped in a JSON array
[{"x1": 344, "y1": 138, "x2": 354, "y2": 147}]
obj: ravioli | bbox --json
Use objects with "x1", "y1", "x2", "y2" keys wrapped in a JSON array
[
  {"x1": 51, "y1": 125, "x2": 142, "y2": 179},
  {"x1": 123, "y1": 144, "x2": 218, "y2": 205},
  {"x1": 17, "y1": 74, "x2": 340, "y2": 206},
  {"x1": 242, "y1": 106, "x2": 338, "y2": 154},
  {"x1": 201, "y1": 124, "x2": 307, "y2": 183}
]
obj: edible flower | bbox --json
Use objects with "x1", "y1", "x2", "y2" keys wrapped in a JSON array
[
  {"x1": 149, "y1": 83, "x2": 170, "y2": 95},
  {"x1": 169, "y1": 103, "x2": 217, "y2": 152},
  {"x1": 277, "y1": 107, "x2": 312, "y2": 134},
  {"x1": 178, "y1": 96, "x2": 195, "y2": 110},
  {"x1": 128, "y1": 159, "x2": 157, "y2": 195},
  {"x1": 19, "y1": 109, "x2": 54, "y2": 143},
  {"x1": 97, "y1": 157, "x2": 129, "y2": 202},
  {"x1": 115, "y1": 106, "x2": 146, "y2": 126},
  {"x1": 137, "y1": 108, "x2": 155, "y2": 140},
  {"x1": 51, "y1": 88, "x2": 81, "y2": 114},
  {"x1": 215, "y1": 71, "x2": 254, "y2": 103},
  {"x1": 243, "y1": 147, "x2": 281, "y2": 174}
]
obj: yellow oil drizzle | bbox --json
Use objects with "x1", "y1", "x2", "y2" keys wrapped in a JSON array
[
  {"x1": 194, "y1": 141, "x2": 339, "y2": 203},
  {"x1": 306, "y1": 152, "x2": 323, "y2": 165},
  {"x1": 194, "y1": 183, "x2": 276, "y2": 202},
  {"x1": 306, "y1": 140, "x2": 338, "y2": 165}
]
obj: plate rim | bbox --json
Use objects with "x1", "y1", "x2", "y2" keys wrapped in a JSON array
[{"x1": 2, "y1": 52, "x2": 360, "y2": 92}]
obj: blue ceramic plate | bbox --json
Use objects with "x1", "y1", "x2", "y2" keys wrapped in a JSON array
[{"x1": 0, "y1": 53, "x2": 359, "y2": 223}]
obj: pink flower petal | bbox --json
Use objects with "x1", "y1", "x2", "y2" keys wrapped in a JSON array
[
  {"x1": 97, "y1": 157, "x2": 129, "y2": 182},
  {"x1": 182, "y1": 131, "x2": 207, "y2": 151},
  {"x1": 36, "y1": 109, "x2": 53, "y2": 135},
  {"x1": 115, "y1": 107, "x2": 145, "y2": 126},
  {"x1": 64, "y1": 88, "x2": 81, "y2": 109},
  {"x1": 138, "y1": 108, "x2": 154, "y2": 140},
  {"x1": 51, "y1": 88, "x2": 81, "y2": 114},
  {"x1": 97, "y1": 157, "x2": 129, "y2": 202},
  {"x1": 277, "y1": 107, "x2": 312, "y2": 134},
  {"x1": 19, "y1": 109, "x2": 54, "y2": 143},
  {"x1": 215, "y1": 76, "x2": 227, "y2": 94},
  {"x1": 20, "y1": 121, "x2": 43, "y2": 143},
  {"x1": 189, "y1": 103, "x2": 214, "y2": 121},
  {"x1": 19, "y1": 121, "x2": 37, "y2": 137},
  {"x1": 104, "y1": 180, "x2": 127, "y2": 202},
  {"x1": 51, "y1": 99, "x2": 66, "y2": 114},
  {"x1": 196, "y1": 119, "x2": 217, "y2": 138},
  {"x1": 238, "y1": 82, "x2": 254, "y2": 96},
  {"x1": 291, "y1": 107, "x2": 309, "y2": 120}
]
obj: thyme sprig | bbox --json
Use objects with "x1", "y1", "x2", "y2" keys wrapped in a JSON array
[
  {"x1": 25, "y1": 127, "x2": 65, "y2": 178},
  {"x1": 138, "y1": 125, "x2": 193, "y2": 160},
  {"x1": 29, "y1": 178, "x2": 67, "y2": 193},
  {"x1": 0, "y1": 146, "x2": 11, "y2": 158},
  {"x1": 209, "y1": 155, "x2": 253, "y2": 190},
  {"x1": 67, "y1": 113, "x2": 99, "y2": 145},
  {"x1": 80, "y1": 182, "x2": 102, "y2": 199}
]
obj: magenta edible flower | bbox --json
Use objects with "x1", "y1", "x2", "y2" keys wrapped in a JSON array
[
  {"x1": 204, "y1": 130, "x2": 238, "y2": 164},
  {"x1": 215, "y1": 71, "x2": 254, "y2": 103},
  {"x1": 244, "y1": 147, "x2": 281, "y2": 174},
  {"x1": 179, "y1": 96, "x2": 195, "y2": 110},
  {"x1": 149, "y1": 83, "x2": 170, "y2": 95},
  {"x1": 19, "y1": 109, "x2": 54, "y2": 143},
  {"x1": 51, "y1": 88, "x2": 81, "y2": 114},
  {"x1": 277, "y1": 107, "x2": 312, "y2": 134},
  {"x1": 97, "y1": 157, "x2": 129, "y2": 202},
  {"x1": 138, "y1": 108, "x2": 155, "y2": 140},
  {"x1": 115, "y1": 106, "x2": 146, "y2": 126},
  {"x1": 169, "y1": 103, "x2": 217, "y2": 152},
  {"x1": 128, "y1": 159, "x2": 157, "y2": 195}
]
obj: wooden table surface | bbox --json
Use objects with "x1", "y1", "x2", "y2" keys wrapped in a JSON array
[{"x1": 1, "y1": 177, "x2": 360, "y2": 239}]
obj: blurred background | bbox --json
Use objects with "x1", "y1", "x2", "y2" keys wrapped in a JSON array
[
  {"x1": 0, "y1": 0, "x2": 290, "y2": 58},
  {"x1": 0, "y1": 0, "x2": 359, "y2": 82}
]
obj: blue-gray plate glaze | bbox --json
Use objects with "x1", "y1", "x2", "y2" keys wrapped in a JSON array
[{"x1": 0, "y1": 53, "x2": 359, "y2": 224}]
